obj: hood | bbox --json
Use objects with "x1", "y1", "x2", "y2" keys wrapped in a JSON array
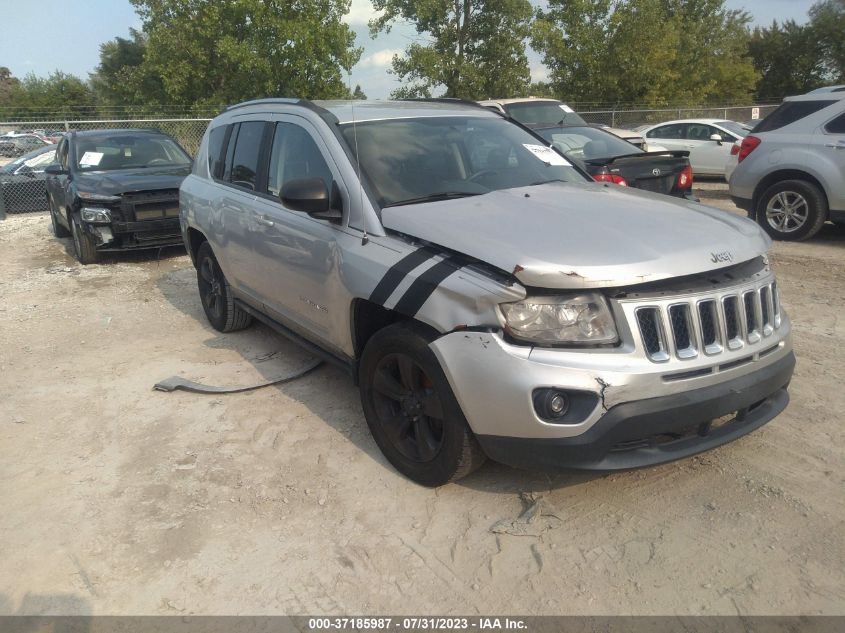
[
  {"x1": 74, "y1": 165, "x2": 190, "y2": 196},
  {"x1": 380, "y1": 182, "x2": 770, "y2": 289}
]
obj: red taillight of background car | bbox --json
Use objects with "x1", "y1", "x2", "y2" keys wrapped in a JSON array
[
  {"x1": 730, "y1": 143, "x2": 740, "y2": 156},
  {"x1": 737, "y1": 136, "x2": 761, "y2": 163},
  {"x1": 676, "y1": 165, "x2": 693, "y2": 189},
  {"x1": 593, "y1": 173, "x2": 628, "y2": 186}
]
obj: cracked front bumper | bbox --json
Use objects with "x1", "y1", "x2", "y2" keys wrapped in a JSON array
[{"x1": 429, "y1": 328, "x2": 794, "y2": 471}]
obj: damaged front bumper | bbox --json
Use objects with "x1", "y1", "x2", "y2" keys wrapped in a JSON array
[
  {"x1": 429, "y1": 327, "x2": 794, "y2": 471},
  {"x1": 82, "y1": 217, "x2": 184, "y2": 251}
]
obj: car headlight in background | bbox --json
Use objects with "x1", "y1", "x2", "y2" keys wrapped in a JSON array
[
  {"x1": 80, "y1": 207, "x2": 112, "y2": 223},
  {"x1": 499, "y1": 292, "x2": 618, "y2": 345}
]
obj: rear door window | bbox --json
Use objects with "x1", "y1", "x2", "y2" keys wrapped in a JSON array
[
  {"x1": 647, "y1": 124, "x2": 687, "y2": 139},
  {"x1": 754, "y1": 100, "x2": 836, "y2": 132},
  {"x1": 228, "y1": 121, "x2": 267, "y2": 190}
]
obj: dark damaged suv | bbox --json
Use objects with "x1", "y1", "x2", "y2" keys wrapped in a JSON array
[{"x1": 46, "y1": 129, "x2": 191, "y2": 263}]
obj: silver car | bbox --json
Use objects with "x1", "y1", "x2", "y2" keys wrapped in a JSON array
[
  {"x1": 180, "y1": 99, "x2": 794, "y2": 486},
  {"x1": 729, "y1": 91, "x2": 845, "y2": 241}
]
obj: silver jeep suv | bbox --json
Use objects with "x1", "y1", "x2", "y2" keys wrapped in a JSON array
[
  {"x1": 180, "y1": 99, "x2": 794, "y2": 486},
  {"x1": 729, "y1": 90, "x2": 845, "y2": 240}
]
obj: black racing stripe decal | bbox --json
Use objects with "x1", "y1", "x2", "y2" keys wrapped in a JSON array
[
  {"x1": 369, "y1": 247, "x2": 438, "y2": 305},
  {"x1": 393, "y1": 256, "x2": 462, "y2": 316}
]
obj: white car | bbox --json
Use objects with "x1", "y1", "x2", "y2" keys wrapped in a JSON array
[{"x1": 639, "y1": 119, "x2": 749, "y2": 177}]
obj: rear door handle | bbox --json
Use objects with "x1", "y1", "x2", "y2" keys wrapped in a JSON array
[
  {"x1": 824, "y1": 143, "x2": 845, "y2": 149},
  {"x1": 255, "y1": 214, "x2": 274, "y2": 227}
]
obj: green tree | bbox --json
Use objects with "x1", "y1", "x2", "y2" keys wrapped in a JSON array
[
  {"x1": 0, "y1": 67, "x2": 21, "y2": 106},
  {"x1": 532, "y1": 0, "x2": 757, "y2": 105},
  {"x1": 370, "y1": 0, "x2": 534, "y2": 99},
  {"x1": 352, "y1": 84, "x2": 367, "y2": 99},
  {"x1": 130, "y1": 0, "x2": 362, "y2": 106},
  {"x1": 748, "y1": 21, "x2": 826, "y2": 100},
  {"x1": 809, "y1": 0, "x2": 845, "y2": 82},
  {"x1": 89, "y1": 28, "x2": 167, "y2": 107}
]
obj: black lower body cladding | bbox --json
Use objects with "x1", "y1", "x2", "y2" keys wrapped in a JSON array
[{"x1": 477, "y1": 352, "x2": 795, "y2": 472}]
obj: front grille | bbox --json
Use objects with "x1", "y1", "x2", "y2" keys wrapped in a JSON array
[{"x1": 634, "y1": 280, "x2": 781, "y2": 362}]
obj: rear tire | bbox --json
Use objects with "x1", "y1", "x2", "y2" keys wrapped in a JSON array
[
  {"x1": 359, "y1": 322, "x2": 486, "y2": 486},
  {"x1": 70, "y1": 214, "x2": 99, "y2": 264},
  {"x1": 196, "y1": 241, "x2": 252, "y2": 332},
  {"x1": 756, "y1": 180, "x2": 828, "y2": 241}
]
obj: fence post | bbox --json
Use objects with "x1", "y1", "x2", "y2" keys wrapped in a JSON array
[
  {"x1": 0, "y1": 186, "x2": 6, "y2": 221},
  {"x1": 611, "y1": 108, "x2": 616, "y2": 128},
  {"x1": 64, "y1": 121, "x2": 69, "y2": 131},
  {"x1": 724, "y1": 108, "x2": 728, "y2": 119}
]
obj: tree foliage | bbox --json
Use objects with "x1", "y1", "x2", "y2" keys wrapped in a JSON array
[
  {"x1": 89, "y1": 28, "x2": 167, "y2": 106},
  {"x1": 809, "y1": 0, "x2": 845, "y2": 82},
  {"x1": 748, "y1": 21, "x2": 826, "y2": 100},
  {"x1": 0, "y1": 70, "x2": 95, "y2": 118},
  {"x1": 128, "y1": 0, "x2": 362, "y2": 106},
  {"x1": 370, "y1": 0, "x2": 534, "y2": 99},
  {"x1": 532, "y1": 0, "x2": 758, "y2": 105}
]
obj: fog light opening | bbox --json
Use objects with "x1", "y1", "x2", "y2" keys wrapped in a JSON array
[{"x1": 534, "y1": 389, "x2": 570, "y2": 420}]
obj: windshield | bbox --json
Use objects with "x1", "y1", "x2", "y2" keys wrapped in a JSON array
[
  {"x1": 0, "y1": 146, "x2": 55, "y2": 174},
  {"x1": 503, "y1": 101, "x2": 587, "y2": 126},
  {"x1": 74, "y1": 133, "x2": 191, "y2": 171},
  {"x1": 534, "y1": 126, "x2": 643, "y2": 163},
  {"x1": 715, "y1": 120, "x2": 749, "y2": 137},
  {"x1": 339, "y1": 116, "x2": 586, "y2": 208}
]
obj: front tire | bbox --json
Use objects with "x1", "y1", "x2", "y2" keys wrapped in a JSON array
[
  {"x1": 196, "y1": 241, "x2": 252, "y2": 332},
  {"x1": 359, "y1": 322, "x2": 486, "y2": 486},
  {"x1": 71, "y1": 214, "x2": 99, "y2": 264},
  {"x1": 50, "y1": 198, "x2": 70, "y2": 238},
  {"x1": 756, "y1": 180, "x2": 828, "y2": 241}
]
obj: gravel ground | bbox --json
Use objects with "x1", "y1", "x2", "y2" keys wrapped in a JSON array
[{"x1": 1, "y1": 184, "x2": 844, "y2": 616}]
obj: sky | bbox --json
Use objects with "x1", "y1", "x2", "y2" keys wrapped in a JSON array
[{"x1": 0, "y1": 0, "x2": 817, "y2": 101}]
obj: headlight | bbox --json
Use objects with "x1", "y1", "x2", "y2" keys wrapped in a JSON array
[
  {"x1": 499, "y1": 292, "x2": 618, "y2": 345},
  {"x1": 80, "y1": 207, "x2": 112, "y2": 223},
  {"x1": 77, "y1": 191, "x2": 121, "y2": 203}
]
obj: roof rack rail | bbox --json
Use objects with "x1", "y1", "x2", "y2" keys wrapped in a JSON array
[
  {"x1": 225, "y1": 98, "x2": 303, "y2": 112},
  {"x1": 397, "y1": 97, "x2": 489, "y2": 110}
]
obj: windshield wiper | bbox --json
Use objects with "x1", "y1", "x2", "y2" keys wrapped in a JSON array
[
  {"x1": 385, "y1": 191, "x2": 483, "y2": 208},
  {"x1": 529, "y1": 178, "x2": 568, "y2": 186}
]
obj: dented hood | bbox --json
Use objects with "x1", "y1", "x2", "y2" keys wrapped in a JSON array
[{"x1": 380, "y1": 182, "x2": 771, "y2": 289}]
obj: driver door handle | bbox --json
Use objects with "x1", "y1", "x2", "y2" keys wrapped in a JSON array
[
  {"x1": 255, "y1": 214, "x2": 274, "y2": 227},
  {"x1": 824, "y1": 143, "x2": 844, "y2": 149}
]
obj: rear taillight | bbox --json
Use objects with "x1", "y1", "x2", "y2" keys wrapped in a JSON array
[
  {"x1": 730, "y1": 143, "x2": 740, "y2": 156},
  {"x1": 676, "y1": 165, "x2": 693, "y2": 189},
  {"x1": 594, "y1": 173, "x2": 628, "y2": 186},
  {"x1": 737, "y1": 136, "x2": 761, "y2": 163}
]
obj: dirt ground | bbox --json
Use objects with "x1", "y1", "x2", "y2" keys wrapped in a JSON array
[{"x1": 1, "y1": 183, "x2": 844, "y2": 617}]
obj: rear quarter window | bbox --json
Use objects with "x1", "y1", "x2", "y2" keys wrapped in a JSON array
[
  {"x1": 206, "y1": 125, "x2": 228, "y2": 178},
  {"x1": 825, "y1": 112, "x2": 845, "y2": 134},
  {"x1": 754, "y1": 100, "x2": 836, "y2": 132}
]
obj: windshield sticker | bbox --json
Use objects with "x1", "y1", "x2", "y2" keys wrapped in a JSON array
[
  {"x1": 559, "y1": 104, "x2": 575, "y2": 113},
  {"x1": 79, "y1": 151, "x2": 104, "y2": 167},
  {"x1": 522, "y1": 144, "x2": 570, "y2": 166}
]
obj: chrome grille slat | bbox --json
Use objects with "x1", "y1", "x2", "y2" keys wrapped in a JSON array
[{"x1": 632, "y1": 280, "x2": 781, "y2": 363}]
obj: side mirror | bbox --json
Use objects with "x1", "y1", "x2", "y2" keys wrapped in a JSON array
[
  {"x1": 709, "y1": 133, "x2": 723, "y2": 144},
  {"x1": 44, "y1": 164, "x2": 67, "y2": 176},
  {"x1": 280, "y1": 177, "x2": 342, "y2": 221}
]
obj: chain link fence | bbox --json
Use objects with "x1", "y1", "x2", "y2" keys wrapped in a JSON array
[
  {"x1": 578, "y1": 104, "x2": 780, "y2": 129},
  {"x1": 0, "y1": 119, "x2": 211, "y2": 218},
  {"x1": 0, "y1": 104, "x2": 777, "y2": 218}
]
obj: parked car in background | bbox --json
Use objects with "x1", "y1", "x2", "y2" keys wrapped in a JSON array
[
  {"x1": 0, "y1": 134, "x2": 51, "y2": 157},
  {"x1": 0, "y1": 145, "x2": 58, "y2": 213},
  {"x1": 478, "y1": 98, "x2": 651, "y2": 150},
  {"x1": 181, "y1": 98, "x2": 794, "y2": 486},
  {"x1": 533, "y1": 123, "x2": 694, "y2": 199},
  {"x1": 45, "y1": 128, "x2": 192, "y2": 263},
  {"x1": 729, "y1": 91, "x2": 845, "y2": 241},
  {"x1": 638, "y1": 119, "x2": 748, "y2": 176},
  {"x1": 806, "y1": 85, "x2": 845, "y2": 94}
]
